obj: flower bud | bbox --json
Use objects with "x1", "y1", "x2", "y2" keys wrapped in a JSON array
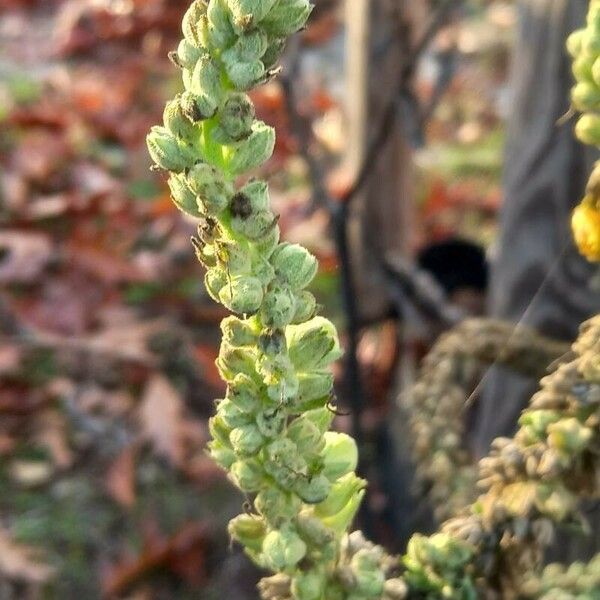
[
  {"x1": 315, "y1": 473, "x2": 366, "y2": 519},
  {"x1": 582, "y1": 28, "x2": 600, "y2": 56},
  {"x1": 593, "y1": 56, "x2": 600, "y2": 87},
  {"x1": 291, "y1": 570, "x2": 326, "y2": 600},
  {"x1": 321, "y1": 432, "x2": 358, "y2": 482},
  {"x1": 209, "y1": 414, "x2": 233, "y2": 448},
  {"x1": 216, "y1": 93, "x2": 256, "y2": 142},
  {"x1": 518, "y1": 410, "x2": 562, "y2": 438},
  {"x1": 187, "y1": 163, "x2": 232, "y2": 215},
  {"x1": 163, "y1": 95, "x2": 200, "y2": 141},
  {"x1": 182, "y1": 0, "x2": 208, "y2": 47},
  {"x1": 255, "y1": 488, "x2": 302, "y2": 523},
  {"x1": 227, "y1": 373, "x2": 262, "y2": 412},
  {"x1": 295, "y1": 372, "x2": 334, "y2": 410},
  {"x1": 229, "y1": 458, "x2": 265, "y2": 492},
  {"x1": 225, "y1": 0, "x2": 278, "y2": 31},
  {"x1": 174, "y1": 39, "x2": 203, "y2": 70},
  {"x1": 295, "y1": 473, "x2": 331, "y2": 504},
  {"x1": 256, "y1": 407, "x2": 286, "y2": 438},
  {"x1": 168, "y1": 173, "x2": 201, "y2": 217},
  {"x1": 230, "y1": 423, "x2": 265, "y2": 455},
  {"x1": 262, "y1": 526, "x2": 307, "y2": 571},
  {"x1": 146, "y1": 126, "x2": 196, "y2": 172},
  {"x1": 271, "y1": 243, "x2": 318, "y2": 290},
  {"x1": 189, "y1": 56, "x2": 223, "y2": 119},
  {"x1": 571, "y1": 81, "x2": 600, "y2": 111},
  {"x1": 228, "y1": 121, "x2": 275, "y2": 174},
  {"x1": 261, "y1": 284, "x2": 297, "y2": 329},
  {"x1": 221, "y1": 315, "x2": 259, "y2": 346},
  {"x1": 575, "y1": 113, "x2": 600, "y2": 146},
  {"x1": 572, "y1": 201, "x2": 600, "y2": 262},
  {"x1": 265, "y1": 369, "x2": 300, "y2": 404},
  {"x1": 219, "y1": 275, "x2": 264, "y2": 314},
  {"x1": 296, "y1": 512, "x2": 334, "y2": 547},
  {"x1": 208, "y1": 439, "x2": 236, "y2": 469},
  {"x1": 205, "y1": 267, "x2": 228, "y2": 301},
  {"x1": 225, "y1": 59, "x2": 266, "y2": 91},
  {"x1": 228, "y1": 514, "x2": 267, "y2": 552},
  {"x1": 217, "y1": 398, "x2": 253, "y2": 428},
  {"x1": 261, "y1": 0, "x2": 312, "y2": 37},
  {"x1": 207, "y1": 0, "x2": 236, "y2": 48},
  {"x1": 286, "y1": 317, "x2": 342, "y2": 371},
  {"x1": 292, "y1": 291, "x2": 317, "y2": 324}
]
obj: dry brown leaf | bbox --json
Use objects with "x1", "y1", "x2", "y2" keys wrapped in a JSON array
[
  {"x1": 0, "y1": 527, "x2": 54, "y2": 583},
  {"x1": 139, "y1": 375, "x2": 185, "y2": 466},
  {"x1": 106, "y1": 445, "x2": 137, "y2": 508},
  {"x1": 0, "y1": 231, "x2": 53, "y2": 284},
  {"x1": 33, "y1": 409, "x2": 73, "y2": 469}
]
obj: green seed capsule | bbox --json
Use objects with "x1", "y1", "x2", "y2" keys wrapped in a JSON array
[
  {"x1": 217, "y1": 398, "x2": 253, "y2": 428},
  {"x1": 228, "y1": 514, "x2": 267, "y2": 552},
  {"x1": 146, "y1": 126, "x2": 196, "y2": 172},
  {"x1": 547, "y1": 418, "x2": 593, "y2": 454},
  {"x1": 256, "y1": 407, "x2": 286, "y2": 438},
  {"x1": 582, "y1": 29, "x2": 600, "y2": 56},
  {"x1": 567, "y1": 29, "x2": 586, "y2": 58},
  {"x1": 291, "y1": 570, "x2": 327, "y2": 600},
  {"x1": 287, "y1": 417, "x2": 324, "y2": 457},
  {"x1": 218, "y1": 275, "x2": 264, "y2": 314},
  {"x1": 571, "y1": 81, "x2": 600, "y2": 111},
  {"x1": 174, "y1": 39, "x2": 203, "y2": 70},
  {"x1": 189, "y1": 56, "x2": 224, "y2": 118},
  {"x1": 292, "y1": 291, "x2": 317, "y2": 324},
  {"x1": 187, "y1": 163, "x2": 233, "y2": 214},
  {"x1": 217, "y1": 93, "x2": 256, "y2": 141},
  {"x1": 182, "y1": 0, "x2": 208, "y2": 47},
  {"x1": 217, "y1": 343, "x2": 259, "y2": 381},
  {"x1": 232, "y1": 210, "x2": 278, "y2": 240},
  {"x1": 260, "y1": 0, "x2": 312, "y2": 37},
  {"x1": 209, "y1": 415, "x2": 233, "y2": 448},
  {"x1": 295, "y1": 372, "x2": 334, "y2": 410},
  {"x1": 230, "y1": 423, "x2": 265, "y2": 455},
  {"x1": 262, "y1": 526, "x2": 307, "y2": 571},
  {"x1": 296, "y1": 512, "x2": 334, "y2": 547},
  {"x1": 351, "y1": 550, "x2": 386, "y2": 597},
  {"x1": 227, "y1": 373, "x2": 262, "y2": 412},
  {"x1": 225, "y1": 0, "x2": 278, "y2": 31},
  {"x1": 252, "y1": 254, "x2": 277, "y2": 287},
  {"x1": 573, "y1": 55, "x2": 595, "y2": 82},
  {"x1": 295, "y1": 473, "x2": 332, "y2": 504},
  {"x1": 271, "y1": 243, "x2": 318, "y2": 290},
  {"x1": 262, "y1": 37, "x2": 287, "y2": 69},
  {"x1": 255, "y1": 487, "x2": 302, "y2": 523},
  {"x1": 321, "y1": 432, "x2": 358, "y2": 482},
  {"x1": 168, "y1": 173, "x2": 201, "y2": 217},
  {"x1": 229, "y1": 458, "x2": 265, "y2": 491},
  {"x1": 228, "y1": 122, "x2": 275, "y2": 174},
  {"x1": 205, "y1": 267, "x2": 228, "y2": 301},
  {"x1": 208, "y1": 440, "x2": 237, "y2": 469},
  {"x1": 207, "y1": 0, "x2": 237, "y2": 47},
  {"x1": 225, "y1": 58, "x2": 267, "y2": 91},
  {"x1": 320, "y1": 488, "x2": 365, "y2": 535},
  {"x1": 221, "y1": 315, "x2": 259, "y2": 346},
  {"x1": 163, "y1": 95, "x2": 199, "y2": 140},
  {"x1": 261, "y1": 283, "x2": 297, "y2": 329},
  {"x1": 286, "y1": 317, "x2": 342, "y2": 371},
  {"x1": 577, "y1": 113, "x2": 600, "y2": 145},
  {"x1": 231, "y1": 180, "x2": 270, "y2": 215},
  {"x1": 227, "y1": 29, "x2": 269, "y2": 63}
]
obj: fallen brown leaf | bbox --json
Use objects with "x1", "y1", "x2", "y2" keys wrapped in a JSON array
[
  {"x1": 0, "y1": 527, "x2": 54, "y2": 583},
  {"x1": 106, "y1": 445, "x2": 137, "y2": 508}
]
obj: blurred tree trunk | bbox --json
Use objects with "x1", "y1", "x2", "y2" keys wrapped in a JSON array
[
  {"x1": 345, "y1": 0, "x2": 419, "y2": 324},
  {"x1": 474, "y1": 0, "x2": 600, "y2": 561}
]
